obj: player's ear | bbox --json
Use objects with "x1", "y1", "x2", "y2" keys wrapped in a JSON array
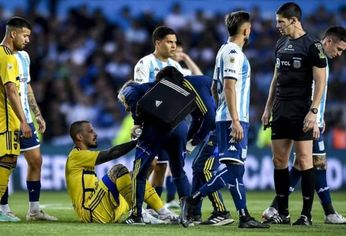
[
  {"x1": 10, "y1": 30, "x2": 16, "y2": 39},
  {"x1": 291, "y1": 17, "x2": 297, "y2": 25},
  {"x1": 243, "y1": 27, "x2": 249, "y2": 37},
  {"x1": 76, "y1": 133, "x2": 83, "y2": 141}
]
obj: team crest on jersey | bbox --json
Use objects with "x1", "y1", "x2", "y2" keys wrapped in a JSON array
[
  {"x1": 7, "y1": 63, "x2": 13, "y2": 70},
  {"x1": 229, "y1": 57, "x2": 235, "y2": 63}
]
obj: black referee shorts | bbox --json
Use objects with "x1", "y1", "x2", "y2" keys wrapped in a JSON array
[{"x1": 271, "y1": 99, "x2": 313, "y2": 141}]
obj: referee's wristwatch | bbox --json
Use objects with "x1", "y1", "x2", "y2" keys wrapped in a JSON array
[{"x1": 310, "y1": 108, "x2": 318, "y2": 114}]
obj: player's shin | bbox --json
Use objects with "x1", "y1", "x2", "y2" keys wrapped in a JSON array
[
  {"x1": 0, "y1": 159, "x2": 16, "y2": 199},
  {"x1": 144, "y1": 181, "x2": 164, "y2": 212}
]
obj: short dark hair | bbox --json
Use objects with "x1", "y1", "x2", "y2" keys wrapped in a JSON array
[
  {"x1": 156, "y1": 66, "x2": 184, "y2": 82},
  {"x1": 176, "y1": 40, "x2": 183, "y2": 47},
  {"x1": 6, "y1": 16, "x2": 32, "y2": 30},
  {"x1": 323, "y1": 26, "x2": 346, "y2": 42},
  {"x1": 276, "y1": 2, "x2": 302, "y2": 21},
  {"x1": 69, "y1": 120, "x2": 89, "y2": 141},
  {"x1": 152, "y1": 26, "x2": 176, "y2": 45},
  {"x1": 225, "y1": 11, "x2": 250, "y2": 36}
]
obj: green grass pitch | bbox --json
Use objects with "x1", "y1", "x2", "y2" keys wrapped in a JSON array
[{"x1": 1, "y1": 191, "x2": 345, "y2": 236}]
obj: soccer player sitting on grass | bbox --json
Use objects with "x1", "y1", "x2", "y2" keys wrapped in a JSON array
[{"x1": 65, "y1": 120, "x2": 172, "y2": 224}]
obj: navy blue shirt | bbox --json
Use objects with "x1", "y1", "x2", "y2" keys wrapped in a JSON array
[
  {"x1": 183, "y1": 75, "x2": 216, "y2": 144},
  {"x1": 119, "y1": 76, "x2": 216, "y2": 145}
]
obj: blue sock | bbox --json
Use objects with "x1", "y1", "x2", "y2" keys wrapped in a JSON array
[
  {"x1": 0, "y1": 187, "x2": 8, "y2": 204},
  {"x1": 315, "y1": 169, "x2": 332, "y2": 206},
  {"x1": 226, "y1": 164, "x2": 248, "y2": 216},
  {"x1": 289, "y1": 167, "x2": 301, "y2": 193},
  {"x1": 27, "y1": 181, "x2": 41, "y2": 202},
  {"x1": 165, "y1": 176, "x2": 176, "y2": 202}
]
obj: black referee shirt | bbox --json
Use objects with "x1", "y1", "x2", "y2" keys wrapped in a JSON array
[{"x1": 275, "y1": 33, "x2": 327, "y2": 101}]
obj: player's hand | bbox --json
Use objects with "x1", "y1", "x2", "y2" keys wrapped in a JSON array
[
  {"x1": 303, "y1": 112, "x2": 316, "y2": 133},
  {"x1": 231, "y1": 120, "x2": 243, "y2": 142},
  {"x1": 312, "y1": 123, "x2": 320, "y2": 140},
  {"x1": 21, "y1": 122, "x2": 32, "y2": 138},
  {"x1": 261, "y1": 109, "x2": 271, "y2": 127},
  {"x1": 131, "y1": 125, "x2": 142, "y2": 140},
  {"x1": 36, "y1": 115, "x2": 46, "y2": 133}
]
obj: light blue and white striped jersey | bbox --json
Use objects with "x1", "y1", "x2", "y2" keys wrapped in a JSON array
[
  {"x1": 313, "y1": 62, "x2": 329, "y2": 128},
  {"x1": 15, "y1": 50, "x2": 32, "y2": 123},
  {"x1": 213, "y1": 42, "x2": 251, "y2": 123},
  {"x1": 134, "y1": 53, "x2": 185, "y2": 83}
]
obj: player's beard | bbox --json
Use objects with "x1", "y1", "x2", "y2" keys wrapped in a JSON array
[
  {"x1": 89, "y1": 142, "x2": 98, "y2": 148},
  {"x1": 13, "y1": 41, "x2": 25, "y2": 51}
]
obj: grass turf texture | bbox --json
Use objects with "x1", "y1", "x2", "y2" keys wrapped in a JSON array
[{"x1": 1, "y1": 191, "x2": 345, "y2": 236}]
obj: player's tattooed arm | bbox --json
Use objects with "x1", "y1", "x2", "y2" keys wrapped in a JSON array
[
  {"x1": 28, "y1": 84, "x2": 46, "y2": 133},
  {"x1": 96, "y1": 140, "x2": 137, "y2": 165}
]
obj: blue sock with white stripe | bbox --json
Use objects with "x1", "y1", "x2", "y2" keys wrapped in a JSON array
[
  {"x1": 199, "y1": 167, "x2": 228, "y2": 197},
  {"x1": 315, "y1": 169, "x2": 332, "y2": 206},
  {"x1": 226, "y1": 164, "x2": 248, "y2": 216}
]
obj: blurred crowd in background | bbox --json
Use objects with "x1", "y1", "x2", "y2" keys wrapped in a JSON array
[{"x1": 0, "y1": 1, "x2": 345, "y2": 149}]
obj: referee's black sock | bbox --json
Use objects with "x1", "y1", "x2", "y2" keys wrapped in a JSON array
[
  {"x1": 301, "y1": 168, "x2": 315, "y2": 219},
  {"x1": 274, "y1": 168, "x2": 289, "y2": 216}
]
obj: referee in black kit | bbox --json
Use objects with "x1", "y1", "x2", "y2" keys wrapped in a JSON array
[{"x1": 261, "y1": 2, "x2": 327, "y2": 226}]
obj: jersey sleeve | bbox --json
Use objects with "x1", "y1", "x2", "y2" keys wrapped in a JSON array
[
  {"x1": 309, "y1": 42, "x2": 327, "y2": 68},
  {"x1": 0, "y1": 55, "x2": 18, "y2": 85},
  {"x1": 23, "y1": 51, "x2": 31, "y2": 83},
  {"x1": 134, "y1": 59, "x2": 149, "y2": 83},
  {"x1": 70, "y1": 149, "x2": 99, "y2": 168},
  {"x1": 222, "y1": 49, "x2": 242, "y2": 80},
  {"x1": 173, "y1": 61, "x2": 189, "y2": 76}
]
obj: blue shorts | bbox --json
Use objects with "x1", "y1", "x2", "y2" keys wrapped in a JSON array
[
  {"x1": 157, "y1": 149, "x2": 169, "y2": 164},
  {"x1": 20, "y1": 123, "x2": 40, "y2": 151},
  {"x1": 191, "y1": 131, "x2": 218, "y2": 170},
  {"x1": 216, "y1": 121, "x2": 249, "y2": 164},
  {"x1": 312, "y1": 127, "x2": 326, "y2": 155}
]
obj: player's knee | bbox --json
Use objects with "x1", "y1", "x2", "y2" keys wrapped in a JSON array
[
  {"x1": 26, "y1": 157, "x2": 42, "y2": 170},
  {"x1": 313, "y1": 155, "x2": 326, "y2": 170},
  {"x1": 272, "y1": 155, "x2": 288, "y2": 168},
  {"x1": 107, "y1": 164, "x2": 129, "y2": 182}
]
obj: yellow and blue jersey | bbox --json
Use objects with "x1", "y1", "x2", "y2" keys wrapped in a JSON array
[
  {"x1": 0, "y1": 45, "x2": 21, "y2": 133},
  {"x1": 65, "y1": 148, "x2": 100, "y2": 221}
]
